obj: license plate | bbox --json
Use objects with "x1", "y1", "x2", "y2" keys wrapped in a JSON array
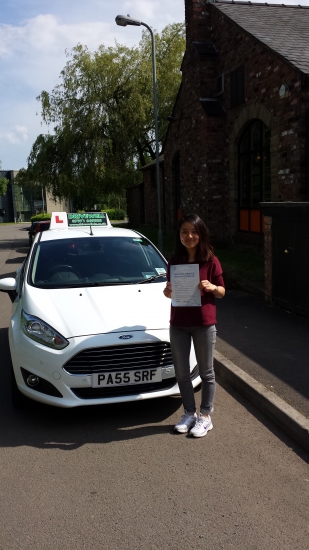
[{"x1": 92, "y1": 368, "x2": 162, "y2": 388}]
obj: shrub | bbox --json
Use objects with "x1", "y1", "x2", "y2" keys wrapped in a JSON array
[
  {"x1": 104, "y1": 209, "x2": 126, "y2": 220},
  {"x1": 31, "y1": 213, "x2": 52, "y2": 222}
]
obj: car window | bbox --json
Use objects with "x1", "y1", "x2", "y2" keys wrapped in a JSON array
[
  {"x1": 29, "y1": 236, "x2": 167, "y2": 288},
  {"x1": 16, "y1": 253, "x2": 30, "y2": 296}
]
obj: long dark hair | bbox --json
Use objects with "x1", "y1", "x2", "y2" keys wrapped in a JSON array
[{"x1": 173, "y1": 213, "x2": 214, "y2": 263}]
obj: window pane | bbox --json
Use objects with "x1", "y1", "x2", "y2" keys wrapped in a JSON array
[
  {"x1": 250, "y1": 210, "x2": 261, "y2": 232},
  {"x1": 263, "y1": 150, "x2": 271, "y2": 201},
  {"x1": 239, "y1": 120, "x2": 271, "y2": 232},
  {"x1": 239, "y1": 155, "x2": 250, "y2": 207},
  {"x1": 239, "y1": 209, "x2": 249, "y2": 231},
  {"x1": 263, "y1": 126, "x2": 270, "y2": 148},
  {"x1": 251, "y1": 121, "x2": 262, "y2": 150},
  {"x1": 240, "y1": 127, "x2": 250, "y2": 153},
  {"x1": 251, "y1": 152, "x2": 261, "y2": 207}
]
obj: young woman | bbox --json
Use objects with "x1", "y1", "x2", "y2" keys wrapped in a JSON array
[{"x1": 163, "y1": 213, "x2": 225, "y2": 437}]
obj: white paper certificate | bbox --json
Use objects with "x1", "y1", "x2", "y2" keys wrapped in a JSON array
[{"x1": 170, "y1": 264, "x2": 201, "y2": 307}]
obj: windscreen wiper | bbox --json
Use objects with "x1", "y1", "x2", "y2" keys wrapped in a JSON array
[
  {"x1": 80, "y1": 281, "x2": 129, "y2": 287},
  {"x1": 136, "y1": 274, "x2": 166, "y2": 284},
  {"x1": 36, "y1": 281, "x2": 127, "y2": 289}
]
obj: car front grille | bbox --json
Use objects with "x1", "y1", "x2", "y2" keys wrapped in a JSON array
[
  {"x1": 63, "y1": 342, "x2": 173, "y2": 376},
  {"x1": 70, "y1": 378, "x2": 177, "y2": 399},
  {"x1": 69, "y1": 365, "x2": 200, "y2": 401}
]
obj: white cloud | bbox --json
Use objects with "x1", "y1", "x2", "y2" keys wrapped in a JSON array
[
  {"x1": 15, "y1": 125, "x2": 29, "y2": 141},
  {"x1": 1, "y1": 125, "x2": 28, "y2": 145},
  {"x1": 0, "y1": 14, "x2": 118, "y2": 58},
  {"x1": 1, "y1": 0, "x2": 308, "y2": 169},
  {"x1": 122, "y1": 0, "x2": 185, "y2": 28},
  {"x1": 0, "y1": 97, "x2": 49, "y2": 169},
  {"x1": 0, "y1": 12, "x2": 154, "y2": 97},
  {"x1": 123, "y1": 0, "x2": 160, "y2": 21},
  {"x1": 5, "y1": 132, "x2": 20, "y2": 145}
]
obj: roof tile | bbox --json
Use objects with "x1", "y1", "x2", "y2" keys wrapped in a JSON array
[{"x1": 214, "y1": 2, "x2": 309, "y2": 73}]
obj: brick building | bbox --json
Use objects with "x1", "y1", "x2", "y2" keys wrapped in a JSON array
[
  {"x1": 140, "y1": 0, "x2": 309, "y2": 249},
  {"x1": 0, "y1": 170, "x2": 71, "y2": 223}
]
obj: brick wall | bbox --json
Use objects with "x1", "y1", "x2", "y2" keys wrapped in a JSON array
[
  {"x1": 162, "y1": 0, "x2": 309, "y2": 243},
  {"x1": 126, "y1": 183, "x2": 144, "y2": 226},
  {"x1": 141, "y1": 161, "x2": 165, "y2": 226}
]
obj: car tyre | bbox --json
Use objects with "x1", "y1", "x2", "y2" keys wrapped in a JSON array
[{"x1": 11, "y1": 360, "x2": 30, "y2": 408}]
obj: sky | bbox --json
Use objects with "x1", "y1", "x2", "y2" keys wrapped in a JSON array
[{"x1": 1, "y1": 0, "x2": 308, "y2": 170}]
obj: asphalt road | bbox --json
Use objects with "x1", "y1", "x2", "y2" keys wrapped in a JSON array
[{"x1": 0, "y1": 224, "x2": 308, "y2": 550}]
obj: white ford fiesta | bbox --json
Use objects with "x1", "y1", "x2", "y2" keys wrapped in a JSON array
[{"x1": 0, "y1": 212, "x2": 200, "y2": 408}]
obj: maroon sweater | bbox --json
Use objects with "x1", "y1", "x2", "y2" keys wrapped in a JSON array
[{"x1": 167, "y1": 256, "x2": 225, "y2": 327}]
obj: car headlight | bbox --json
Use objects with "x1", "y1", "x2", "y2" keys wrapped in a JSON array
[{"x1": 21, "y1": 310, "x2": 69, "y2": 350}]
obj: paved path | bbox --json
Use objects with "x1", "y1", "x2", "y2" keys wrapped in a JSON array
[{"x1": 216, "y1": 290, "x2": 309, "y2": 419}]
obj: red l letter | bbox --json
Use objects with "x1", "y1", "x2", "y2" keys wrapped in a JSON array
[{"x1": 55, "y1": 216, "x2": 64, "y2": 223}]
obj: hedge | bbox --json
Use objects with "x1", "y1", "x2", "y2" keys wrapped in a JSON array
[
  {"x1": 104, "y1": 209, "x2": 126, "y2": 220},
  {"x1": 30, "y1": 210, "x2": 126, "y2": 222},
  {"x1": 31, "y1": 213, "x2": 52, "y2": 222}
]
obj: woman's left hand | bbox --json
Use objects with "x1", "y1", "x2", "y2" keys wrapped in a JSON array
[
  {"x1": 199, "y1": 280, "x2": 225, "y2": 298},
  {"x1": 198, "y1": 279, "x2": 216, "y2": 292}
]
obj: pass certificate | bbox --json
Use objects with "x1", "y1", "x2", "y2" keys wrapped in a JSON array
[{"x1": 170, "y1": 264, "x2": 201, "y2": 307}]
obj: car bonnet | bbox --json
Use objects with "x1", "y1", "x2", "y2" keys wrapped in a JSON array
[{"x1": 22, "y1": 283, "x2": 170, "y2": 338}]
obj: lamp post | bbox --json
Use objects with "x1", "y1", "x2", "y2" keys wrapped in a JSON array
[{"x1": 115, "y1": 14, "x2": 163, "y2": 252}]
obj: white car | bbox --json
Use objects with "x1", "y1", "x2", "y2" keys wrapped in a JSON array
[{"x1": 0, "y1": 212, "x2": 200, "y2": 408}]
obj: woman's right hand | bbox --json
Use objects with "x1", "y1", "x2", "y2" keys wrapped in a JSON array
[{"x1": 163, "y1": 282, "x2": 172, "y2": 299}]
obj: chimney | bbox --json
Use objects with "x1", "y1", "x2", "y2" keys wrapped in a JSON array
[{"x1": 185, "y1": 0, "x2": 211, "y2": 45}]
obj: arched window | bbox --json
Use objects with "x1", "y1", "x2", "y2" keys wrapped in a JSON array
[{"x1": 239, "y1": 119, "x2": 271, "y2": 233}]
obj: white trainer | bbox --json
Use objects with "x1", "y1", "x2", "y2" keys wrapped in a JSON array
[
  {"x1": 190, "y1": 414, "x2": 213, "y2": 437},
  {"x1": 174, "y1": 411, "x2": 197, "y2": 433}
]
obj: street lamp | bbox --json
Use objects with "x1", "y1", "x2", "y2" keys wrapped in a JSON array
[{"x1": 115, "y1": 14, "x2": 163, "y2": 252}]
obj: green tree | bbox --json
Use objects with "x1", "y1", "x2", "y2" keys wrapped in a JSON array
[
  {"x1": 16, "y1": 23, "x2": 185, "y2": 204},
  {"x1": 0, "y1": 161, "x2": 8, "y2": 196},
  {"x1": 0, "y1": 177, "x2": 8, "y2": 196}
]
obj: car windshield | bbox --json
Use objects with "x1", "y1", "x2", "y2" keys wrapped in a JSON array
[{"x1": 29, "y1": 236, "x2": 167, "y2": 288}]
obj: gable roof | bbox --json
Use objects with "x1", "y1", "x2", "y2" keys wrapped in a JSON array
[
  {"x1": 139, "y1": 155, "x2": 164, "y2": 171},
  {"x1": 213, "y1": 1, "x2": 309, "y2": 74}
]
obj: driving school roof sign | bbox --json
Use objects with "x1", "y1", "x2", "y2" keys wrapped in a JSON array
[
  {"x1": 68, "y1": 212, "x2": 110, "y2": 226},
  {"x1": 50, "y1": 212, "x2": 111, "y2": 230}
]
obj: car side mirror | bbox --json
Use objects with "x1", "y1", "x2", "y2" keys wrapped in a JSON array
[
  {"x1": 0, "y1": 278, "x2": 17, "y2": 292},
  {"x1": 0, "y1": 278, "x2": 17, "y2": 302}
]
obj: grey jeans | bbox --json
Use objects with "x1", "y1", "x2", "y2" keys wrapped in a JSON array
[{"x1": 169, "y1": 324, "x2": 217, "y2": 415}]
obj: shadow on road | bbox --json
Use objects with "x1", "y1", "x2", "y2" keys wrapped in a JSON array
[
  {"x1": 5, "y1": 256, "x2": 25, "y2": 264},
  {"x1": 1, "y1": 229, "x2": 308, "y2": 459},
  {"x1": 0, "y1": 318, "x2": 308, "y2": 462},
  {"x1": 0, "y1": 240, "x2": 27, "y2": 250},
  {"x1": 0, "y1": 271, "x2": 18, "y2": 279},
  {"x1": 0, "y1": 394, "x2": 182, "y2": 452},
  {"x1": 216, "y1": 290, "x2": 309, "y2": 416},
  {"x1": 216, "y1": 376, "x2": 309, "y2": 464},
  {"x1": 0, "y1": 328, "x2": 181, "y2": 450}
]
